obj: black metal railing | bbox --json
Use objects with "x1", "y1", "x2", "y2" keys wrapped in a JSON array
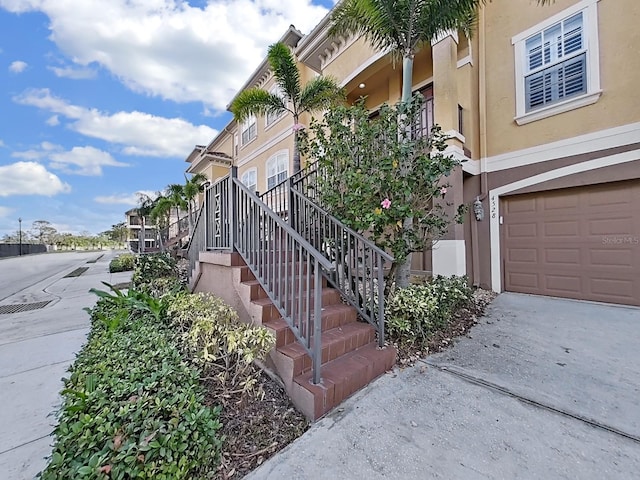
[
  {"x1": 259, "y1": 166, "x2": 393, "y2": 346},
  {"x1": 195, "y1": 169, "x2": 335, "y2": 384}
]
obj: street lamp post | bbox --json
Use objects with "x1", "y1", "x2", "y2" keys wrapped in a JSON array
[{"x1": 18, "y1": 217, "x2": 22, "y2": 256}]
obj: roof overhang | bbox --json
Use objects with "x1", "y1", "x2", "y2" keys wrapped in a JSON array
[{"x1": 226, "y1": 25, "x2": 304, "y2": 110}]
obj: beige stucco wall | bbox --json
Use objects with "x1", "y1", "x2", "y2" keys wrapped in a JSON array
[
  {"x1": 323, "y1": 37, "x2": 380, "y2": 85},
  {"x1": 483, "y1": 0, "x2": 640, "y2": 158},
  {"x1": 238, "y1": 134, "x2": 295, "y2": 193}
]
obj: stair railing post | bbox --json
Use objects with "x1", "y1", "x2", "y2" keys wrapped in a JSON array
[
  {"x1": 288, "y1": 175, "x2": 295, "y2": 230},
  {"x1": 203, "y1": 187, "x2": 209, "y2": 250},
  {"x1": 377, "y1": 255, "x2": 385, "y2": 347},
  {"x1": 229, "y1": 167, "x2": 237, "y2": 251},
  {"x1": 312, "y1": 259, "x2": 323, "y2": 385}
]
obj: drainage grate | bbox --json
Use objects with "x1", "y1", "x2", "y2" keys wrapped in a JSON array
[
  {"x1": 87, "y1": 254, "x2": 104, "y2": 264},
  {"x1": 0, "y1": 300, "x2": 53, "y2": 315},
  {"x1": 64, "y1": 267, "x2": 89, "y2": 278}
]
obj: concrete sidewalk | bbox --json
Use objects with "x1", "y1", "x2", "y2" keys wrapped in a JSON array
[
  {"x1": 0, "y1": 251, "x2": 132, "y2": 479},
  {"x1": 246, "y1": 294, "x2": 640, "y2": 480}
]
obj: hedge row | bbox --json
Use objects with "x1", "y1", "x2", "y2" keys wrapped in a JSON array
[{"x1": 41, "y1": 285, "x2": 222, "y2": 479}]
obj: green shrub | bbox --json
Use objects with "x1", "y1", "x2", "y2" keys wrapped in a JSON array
[
  {"x1": 131, "y1": 253, "x2": 177, "y2": 288},
  {"x1": 134, "y1": 276, "x2": 186, "y2": 299},
  {"x1": 167, "y1": 293, "x2": 275, "y2": 398},
  {"x1": 386, "y1": 275, "x2": 473, "y2": 344},
  {"x1": 41, "y1": 294, "x2": 222, "y2": 479},
  {"x1": 108, "y1": 254, "x2": 136, "y2": 273}
]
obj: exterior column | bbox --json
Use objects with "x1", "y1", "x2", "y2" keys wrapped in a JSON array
[{"x1": 431, "y1": 31, "x2": 467, "y2": 277}]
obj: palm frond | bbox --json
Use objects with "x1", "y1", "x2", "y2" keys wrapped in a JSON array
[
  {"x1": 299, "y1": 76, "x2": 346, "y2": 114},
  {"x1": 230, "y1": 88, "x2": 286, "y2": 122},
  {"x1": 268, "y1": 42, "x2": 302, "y2": 105},
  {"x1": 330, "y1": 0, "x2": 404, "y2": 53}
]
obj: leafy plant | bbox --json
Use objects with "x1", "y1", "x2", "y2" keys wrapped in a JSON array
[
  {"x1": 385, "y1": 275, "x2": 473, "y2": 345},
  {"x1": 131, "y1": 253, "x2": 177, "y2": 287},
  {"x1": 108, "y1": 254, "x2": 136, "y2": 273},
  {"x1": 166, "y1": 293, "x2": 275, "y2": 400},
  {"x1": 88, "y1": 282, "x2": 168, "y2": 322},
  {"x1": 41, "y1": 296, "x2": 222, "y2": 479}
]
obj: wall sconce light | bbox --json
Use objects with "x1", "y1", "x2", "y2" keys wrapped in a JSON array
[
  {"x1": 358, "y1": 83, "x2": 366, "y2": 89},
  {"x1": 473, "y1": 197, "x2": 484, "y2": 221}
]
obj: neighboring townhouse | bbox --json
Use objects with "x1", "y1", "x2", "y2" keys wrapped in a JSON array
[
  {"x1": 125, "y1": 209, "x2": 157, "y2": 252},
  {"x1": 187, "y1": 0, "x2": 639, "y2": 307}
]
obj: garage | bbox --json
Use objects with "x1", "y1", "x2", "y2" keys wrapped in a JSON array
[{"x1": 502, "y1": 180, "x2": 640, "y2": 306}]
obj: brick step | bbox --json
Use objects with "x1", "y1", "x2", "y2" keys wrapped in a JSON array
[
  {"x1": 270, "y1": 322, "x2": 376, "y2": 381},
  {"x1": 241, "y1": 275, "x2": 328, "y2": 301},
  {"x1": 264, "y1": 303, "x2": 358, "y2": 347},
  {"x1": 291, "y1": 342, "x2": 396, "y2": 420}
]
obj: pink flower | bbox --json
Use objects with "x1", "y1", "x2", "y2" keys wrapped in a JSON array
[
  {"x1": 292, "y1": 123, "x2": 305, "y2": 132},
  {"x1": 440, "y1": 187, "x2": 448, "y2": 195},
  {"x1": 381, "y1": 198, "x2": 391, "y2": 209}
]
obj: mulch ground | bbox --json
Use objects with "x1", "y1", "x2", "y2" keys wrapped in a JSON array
[
  {"x1": 181, "y1": 251, "x2": 495, "y2": 480},
  {"x1": 202, "y1": 368, "x2": 309, "y2": 480}
]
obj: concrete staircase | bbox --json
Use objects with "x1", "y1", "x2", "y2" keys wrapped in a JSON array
[{"x1": 191, "y1": 251, "x2": 396, "y2": 421}]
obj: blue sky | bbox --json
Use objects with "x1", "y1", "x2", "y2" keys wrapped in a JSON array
[{"x1": 0, "y1": 0, "x2": 335, "y2": 237}]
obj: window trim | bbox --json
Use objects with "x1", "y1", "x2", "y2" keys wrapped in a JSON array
[
  {"x1": 512, "y1": 0, "x2": 601, "y2": 125},
  {"x1": 266, "y1": 151, "x2": 289, "y2": 190},
  {"x1": 240, "y1": 167, "x2": 257, "y2": 193},
  {"x1": 241, "y1": 115, "x2": 257, "y2": 146}
]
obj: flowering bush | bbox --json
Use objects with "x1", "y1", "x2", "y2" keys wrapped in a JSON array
[{"x1": 299, "y1": 95, "x2": 466, "y2": 287}]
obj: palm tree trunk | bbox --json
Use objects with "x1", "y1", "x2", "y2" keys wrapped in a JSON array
[
  {"x1": 293, "y1": 115, "x2": 301, "y2": 173},
  {"x1": 187, "y1": 201, "x2": 194, "y2": 236},
  {"x1": 139, "y1": 218, "x2": 145, "y2": 254},
  {"x1": 401, "y1": 55, "x2": 414, "y2": 103},
  {"x1": 396, "y1": 54, "x2": 416, "y2": 288}
]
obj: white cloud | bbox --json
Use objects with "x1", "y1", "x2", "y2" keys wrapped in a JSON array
[
  {"x1": 13, "y1": 142, "x2": 128, "y2": 175},
  {"x1": 0, "y1": 0, "x2": 330, "y2": 109},
  {"x1": 12, "y1": 141, "x2": 63, "y2": 161},
  {"x1": 14, "y1": 88, "x2": 218, "y2": 157},
  {"x1": 9, "y1": 60, "x2": 28, "y2": 73},
  {"x1": 49, "y1": 146, "x2": 129, "y2": 176},
  {"x1": 46, "y1": 115, "x2": 60, "y2": 126},
  {"x1": 0, "y1": 162, "x2": 71, "y2": 197},
  {"x1": 48, "y1": 65, "x2": 97, "y2": 79},
  {"x1": 94, "y1": 190, "x2": 157, "y2": 206},
  {"x1": 0, "y1": 139, "x2": 5, "y2": 147},
  {"x1": 0, "y1": 206, "x2": 13, "y2": 217}
]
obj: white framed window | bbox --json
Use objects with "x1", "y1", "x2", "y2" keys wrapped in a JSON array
[
  {"x1": 512, "y1": 0, "x2": 601, "y2": 125},
  {"x1": 241, "y1": 115, "x2": 257, "y2": 146},
  {"x1": 266, "y1": 85, "x2": 286, "y2": 127},
  {"x1": 241, "y1": 168, "x2": 257, "y2": 193},
  {"x1": 266, "y1": 151, "x2": 289, "y2": 190}
]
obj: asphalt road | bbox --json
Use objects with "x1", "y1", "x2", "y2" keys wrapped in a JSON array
[
  {"x1": 0, "y1": 251, "x2": 102, "y2": 303},
  {"x1": 0, "y1": 250, "x2": 132, "y2": 479}
]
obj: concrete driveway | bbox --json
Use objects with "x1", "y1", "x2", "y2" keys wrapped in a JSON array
[{"x1": 246, "y1": 293, "x2": 640, "y2": 479}]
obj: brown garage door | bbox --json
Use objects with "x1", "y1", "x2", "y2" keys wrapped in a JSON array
[{"x1": 503, "y1": 180, "x2": 640, "y2": 306}]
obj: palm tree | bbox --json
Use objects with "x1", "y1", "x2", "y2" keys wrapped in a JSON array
[
  {"x1": 183, "y1": 173, "x2": 208, "y2": 235},
  {"x1": 135, "y1": 193, "x2": 156, "y2": 253},
  {"x1": 331, "y1": 0, "x2": 551, "y2": 103},
  {"x1": 151, "y1": 195, "x2": 173, "y2": 252},
  {"x1": 167, "y1": 183, "x2": 188, "y2": 227},
  {"x1": 230, "y1": 42, "x2": 345, "y2": 174}
]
